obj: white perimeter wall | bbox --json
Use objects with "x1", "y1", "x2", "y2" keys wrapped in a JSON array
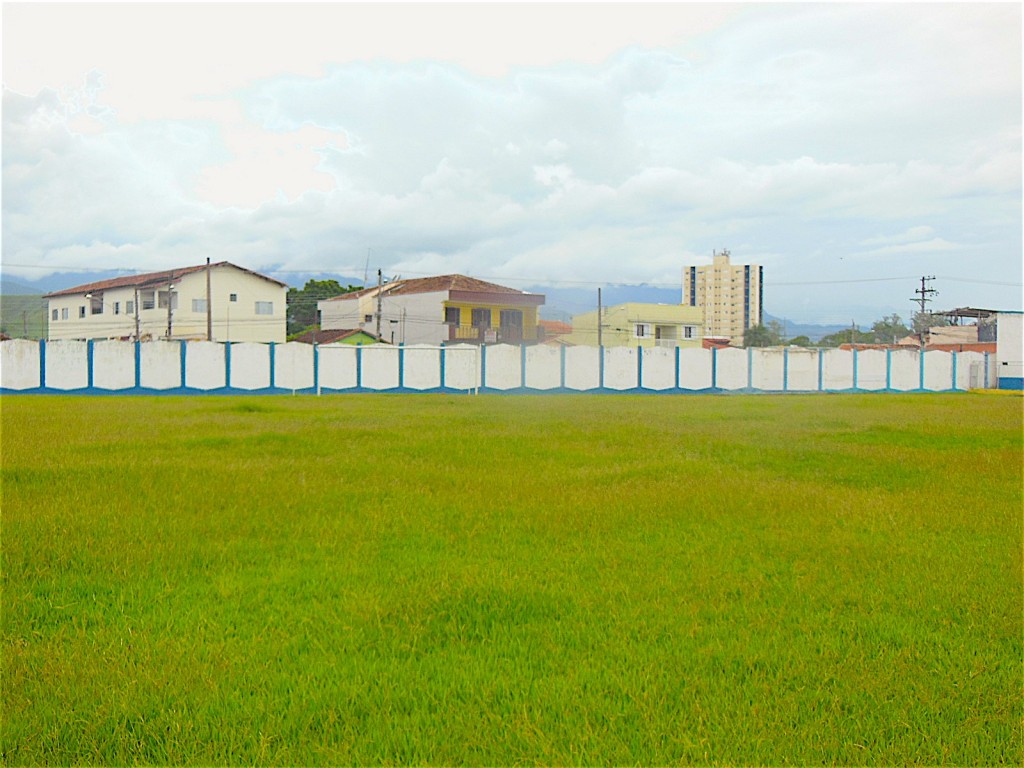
[{"x1": 0, "y1": 340, "x2": 985, "y2": 393}]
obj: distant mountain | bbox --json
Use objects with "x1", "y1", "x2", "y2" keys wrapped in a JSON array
[{"x1": 0, "y1": 278, "x2": 42, "y2": 296}]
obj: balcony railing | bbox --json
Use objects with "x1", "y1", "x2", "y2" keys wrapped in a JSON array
[{"x1": 448, "y1": 325, "x2": 528, "y2": 344}]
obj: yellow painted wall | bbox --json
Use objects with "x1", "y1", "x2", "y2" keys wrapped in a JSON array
[
  {"x1": 567, "y1": 303, "x2": 704, "y2": 348},
  {"x1": 444, "y1": 301, "x2": 540, "y2": 340}
]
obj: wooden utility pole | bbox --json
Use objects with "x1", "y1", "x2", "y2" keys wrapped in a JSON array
[
  {"x1": 206, "y1": 258, "x2": 212, "y2": 341},
  {"x1": 911, "y1": 275, "x2": 938, "y2": 346},
  {"x1": 375, "y1": 269, "x2": 383, "y2": 340},
  {"x1": 134, "y1": 287, "x2": 141, "y2": 340},
  {"x1": 597, "y1": 288, "x2": 603, "y2": 348},
  {"x1": 165, "y1": 271, "x2": 175, "y2": 339}
]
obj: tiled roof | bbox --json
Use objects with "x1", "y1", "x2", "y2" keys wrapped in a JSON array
[
  {"x1": 291, "y1": 328, "x2": 380, "y2": 344},
  {"x1": 43, "y1": 262, "x2": 288, "y2": 298},
  {"x1": 323, "y1": 274, "x2": 536, "y2": 302},
  {"x1": 539, "y1": 320, "x2": 572, "y2": 335}
]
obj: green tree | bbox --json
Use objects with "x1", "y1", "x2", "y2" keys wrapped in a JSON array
[
  {"x1": 871, "y1": 313, "x2": 911, "y2": 344},
  {"x1": 818, "y1": 327, "x2": 874, "y2": 347},
  {"x1": 912, "y1": 311, "x2": 951, "y2": 334},
  {"x1": 743, "y1": 323, "x2": 783, "y2": 348},
  {"x1": 787, "y1": 335, "x2": 812, "y2": 347},
  {"x1": 286, "y1": 279, "x2": 361, "y2": 336}
]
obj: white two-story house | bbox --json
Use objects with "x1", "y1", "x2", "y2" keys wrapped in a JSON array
[{"x1": 44, "y1": 261, "x2": 288, "y2": 343}]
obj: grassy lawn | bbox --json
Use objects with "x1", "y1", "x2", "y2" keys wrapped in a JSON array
[{"x1": 2, "y1": 393, "x2": 1021, "y2": 765}]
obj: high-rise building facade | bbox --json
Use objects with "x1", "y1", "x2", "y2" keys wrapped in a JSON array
[{"x1": 682, "y1": 249, "x2": 763, "y2": 344}]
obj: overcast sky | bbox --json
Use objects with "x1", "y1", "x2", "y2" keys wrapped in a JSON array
[{"x1": 2, "y1": 2, "x2": 1021, "y2": 323}]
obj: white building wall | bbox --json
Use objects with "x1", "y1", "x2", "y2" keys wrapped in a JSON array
[
  {"x1": 889, "y1": 349, "x2": 919, "y2": 391},
  {"x1": 922, "y1": 350, "x2": 952, "y2": 392},
  {"x1": 751, "y1": 349, "x2": 784, "y2": 390},
  {"x1": 822, "y1": 349, "x2": 853, "y2": 390},
  {"x1": 1, "y1": 339, "x2": 41, "y2": 389},
  {"x1": 47, "y1": 266, "x2": 286, "y2": 343},
  {"x1": 997, "y1": 313, "x2": 1023, "y2": 384}
]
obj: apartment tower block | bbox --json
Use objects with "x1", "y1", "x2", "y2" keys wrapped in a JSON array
[{"x1": 682, "y1": 249, "x2": 763, "y2": 344}]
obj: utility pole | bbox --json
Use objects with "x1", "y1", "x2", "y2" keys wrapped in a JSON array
[
  {"x1": 165, "y1": 271, "x2": 175, "y2": 339},
  {"x1": 375, "y1": 269, "x2": 383, "y2": 341},
  {"x1": 911, "y1": 275, "x2": 938, "y2": 346},
  {"x1": 134, "y1": 287, "x2": 140, "y2": 341},
  {"x1": 597, "y1": 288, "x2": 603, "y2": 348},
  {"x1": 206, "y1": 258, "x2": 212, "y2": 341},
  {"x1": 22, "y1": 310, "x2": 28, "y2": 338}
]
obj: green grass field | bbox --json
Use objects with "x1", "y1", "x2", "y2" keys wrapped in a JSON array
[{"x1": 2, "y1": 393, "x2": 1021, "y2": 765}]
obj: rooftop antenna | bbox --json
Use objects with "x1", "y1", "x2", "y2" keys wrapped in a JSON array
[{"x1": 363, "y1": 247, "x2": 371, "y2": 286}]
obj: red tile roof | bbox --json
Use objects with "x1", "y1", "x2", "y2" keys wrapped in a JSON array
[
  {"x1": 43, "y1": 262, "x2": 288, "y2": 298},
  {"x1": 291, "y1": 328, "x2": 381, "y2": 344},
  {"x1": 322, "y1": 274, "x2": 539, "y2": 302}
]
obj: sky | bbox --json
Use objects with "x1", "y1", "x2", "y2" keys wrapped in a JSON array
[{"x1": 2, "y1": 1, "x2": 1021, "y2": 324}]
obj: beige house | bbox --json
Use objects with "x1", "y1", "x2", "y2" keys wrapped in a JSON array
[
  {"x1": 319, "y1": 274, "x2": 545, "y2": 345},
  {"x1": 566, "y1": 303, "x2": 704, "y2": 348},
  {"x1": 44, "y1": 262, "x2": 288, "y2": 343},
  {"x1": 682, "y1": 249, "x2": 762, "y2": 345}
]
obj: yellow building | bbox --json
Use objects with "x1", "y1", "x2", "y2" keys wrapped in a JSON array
[
  {"x1": 682, "y1": 249, "x2": 762, "y2": 345},
  {"x1": 566, "y1": 303, "x2": 704, "y2": 348}
]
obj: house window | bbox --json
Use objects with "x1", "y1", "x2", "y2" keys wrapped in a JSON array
[
  {"x1": 114, "y1": 302, "x2": 120, "y2": 315},
  {"x1": 229, "y1": 293, "x2": 238, "y2": 303},
  {"x1": 444, "y1": 306, "x2": 460, "y2": 325},
  {"x1": 89, "y1": 296, "x2": 103, "y2": 315},
  {"x1": 126, "y1": 300, "x2": 134, "y2": 314},
  {"x1": 255, "y1": 301, "x2": 273, "y2": 315},
  {"x1": 471, "y1": 308, "x2": 490, "y2": 328},
  {"x1": 62, "y1": 308, "x2": 69, "y2": 320},
  {"x1": 192, "y1": 298, "x2": 207, "y2": 313},
  {"x1": 141, "y1": 291, "x2": 155, "y2": 310},
  {"x1": 635, "y1": 323, "x2": 650, "y2": 338},
  {"x1": 79, "y1": 306, "x2": 86, "y2": 318},
  {"x1": 684, "y1": 326, "x2": 694, "y2": 339},
  {"x1": 52, "y1": 309, "x2": 58, "y2": 321},
  {"x1": 364, "y1": 314, "x2": 373, "y2": 323},
  {"x1": 157, "y1": 291, "x2": 177, "y2": 310}
]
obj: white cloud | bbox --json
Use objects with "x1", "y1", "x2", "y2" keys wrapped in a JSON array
[{"x1": 2, "y1": 3, "x2": 1020, "y2": 321}]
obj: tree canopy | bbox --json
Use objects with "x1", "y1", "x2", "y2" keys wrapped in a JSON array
[{"x1": 286, "y1": 279, "x2": 362, "y2": 336}]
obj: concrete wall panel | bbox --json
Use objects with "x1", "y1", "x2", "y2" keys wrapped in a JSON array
[
  {"x1": 715, "y1": 347, "x2": 748, "y2": 390},
  {"x1": 564, "y1": 346, "x2": 600, "y2": 390},
  {"x1": 140, "y1": 341, "x2": 182, "y2": 390},
  {"x1": 403, "y1": 346, "x2": 441, "y2": 390},
  {"x1": 1, "y1": 340, "x2": 42, "y2": 390},
  {"x1": 274, "y1": 342, "x2": 314, "y2": 391},
  {"x1": 361, "y1": 345, "x2": 400, "y2": 390},
  {"x1": 642, "y1": 347, "x2": 676, "y2": 390},
  {"x1": 525, "y1": 345, "x2": 562, "y2": 390},
  {"x1": 46, "y1": 340, "x2": 88, "y2": 390},
  {"x1": 786, "y1": 349, "x2": 819, "y2": 391},
  {"x1": 603, "y1": 347, "x2": 638, "y2": 390},
  {"x1": 751, "y1": 349, "x2": 784, "y2": 391},
  {"x1": 484, "y1": 344, "x2": 522, "y2": 390},
  {"x1": 230, "y1": 343, "x2": 270, "y2": 390},
  {"x1": 857, "y1": 350, "x2": 888, "y2": 391},
  {"x1": 185, "y1": 342, "x2": 225, "y2": 390},
  {"x1": 93, "y1": 340, "x2": 135, "y2": 390},
  {"x1": 822, "y1": 349, "x2": 853, "y2": 390},
  {"x1": 442, "y1": 344, "x2": 480, "y2": 391},
  {"x1": 317, "y1": 344, "x2": 357, "y2": 390},
  {"x1": 679, "y1": 348, "x2": 712, "y2": 390},
  {"x1": 923, "y1": 351, "x2": 952, "y2": 391},
  {"x1": 889, "y1": 349, "x2": 919, "y2": 391}
]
